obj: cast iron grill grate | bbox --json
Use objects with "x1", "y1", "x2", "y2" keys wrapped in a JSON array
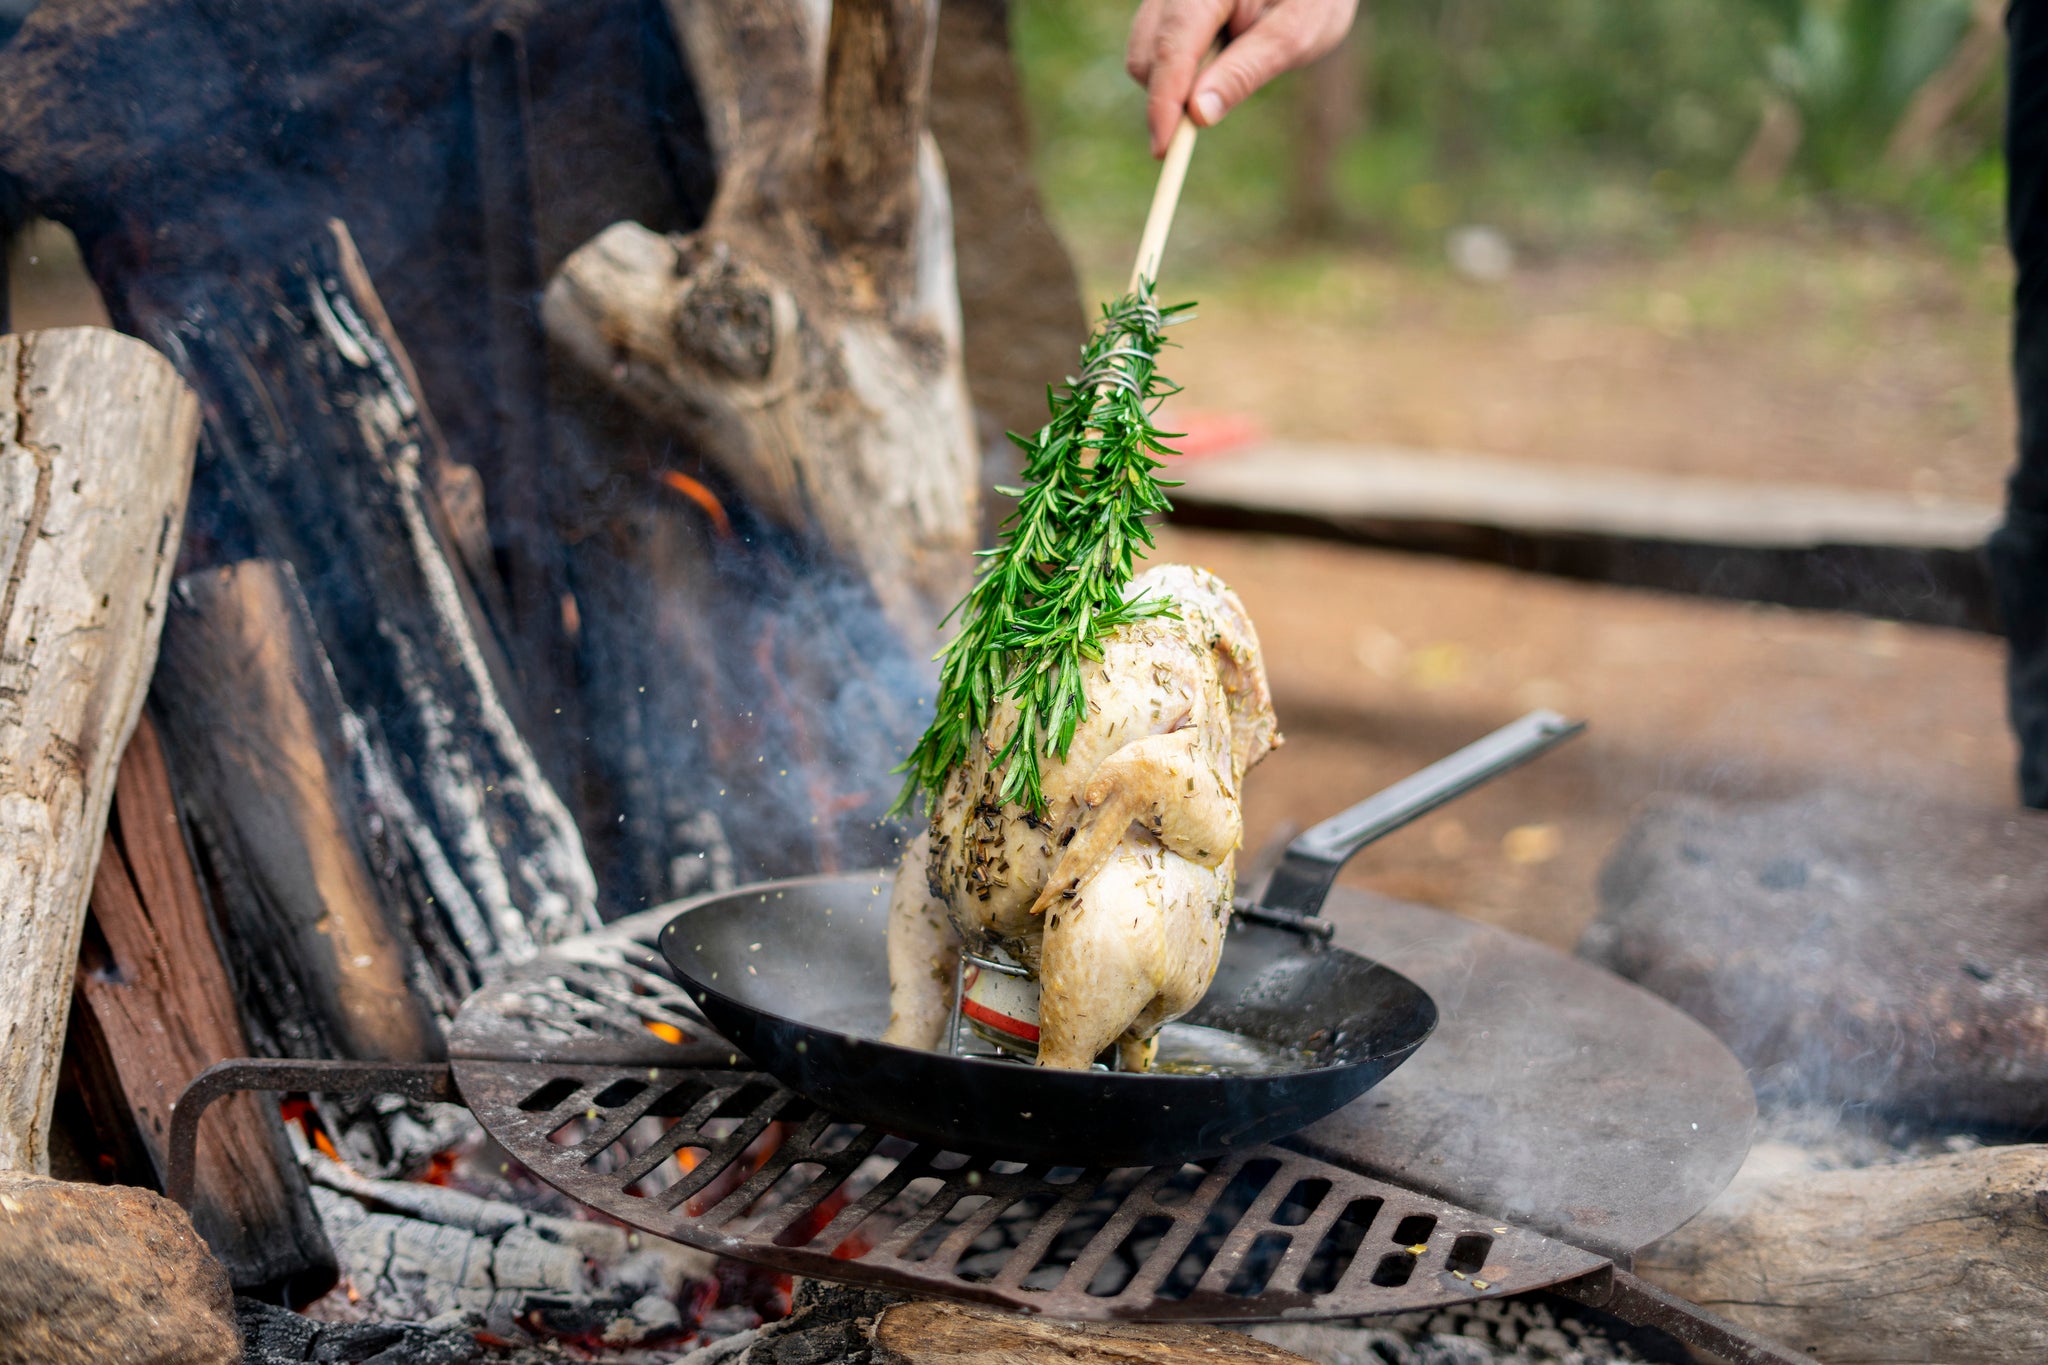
[{"x1": 448, "y1": 909, "x2": 1605, "y2": 1321}]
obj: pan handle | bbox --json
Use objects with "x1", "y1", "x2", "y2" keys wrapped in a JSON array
[{"x1": 1247, "y1": 709, "x2": 1585, "y2": 930}]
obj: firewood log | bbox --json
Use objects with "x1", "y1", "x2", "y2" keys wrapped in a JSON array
[
  {"x1": 148, "y1": 561, "x2": 446, "y2": 1063},
  {"x1": 542, "y1": 0, "x2": 979, "y2": 646},
  {"x1": 75, "y1": 714, "x2": 335, "y2": 1300},
  {"x1": 1637, "y1": 1143, "x2": 2048, "y2": 1365},
  {"x1": 869, "y1": 1300, "x2": 1319, "y2": 1365},
  {"x1": 0, "y1": 326, "x2": 198, "y2": 1172},
  {"x1": 139, "y1": 220, "x2": 599, "y2": 960}
]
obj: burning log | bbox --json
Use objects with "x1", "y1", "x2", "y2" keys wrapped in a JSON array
[
  {"x1": 1638, "y1": 1143, "x2": 2048, "y2": 1365},
  {"x1": 543, "y1": 0, "x2": 980, "y2": 647},
  {"x1": 149, "y1": 561, "x2": 447, "y2": 1063},
  {"x1": 73, "y1": 714, "x2": 336, "y2": 1300},
  {"x1": 144, "y1": 220, "x2": 600, "y2": 968},
  {"x1": 303, "y1": 1151, "x2": 713, "y2": 1341},
  {"x1": 0, "y1": 327, "x2": 197, "y2": 1172}
]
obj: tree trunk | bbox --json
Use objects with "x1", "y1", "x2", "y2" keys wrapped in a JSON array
[
  {"x1": 1639, "y1": 1144, "x2": 2048, "y2": 1365},
  {"x1": 926, "y1": 0, "x2": 1087, "y2": 542},
  {"x1": 77, "y1": 714, "x2": 336, "y2": 1301},
  {"x1": 542, "y1": 0, "x2": 978, "y2": 647},
  {"x1": 1289, "y1": 24, "x2": 1362, "y2": 239},
  {"x1": 0, "y1": 326, "x2": 198, "y2": 1172},
  {"x1": 1884, "y1": 0, "x2": 2004, "y2": 172}
]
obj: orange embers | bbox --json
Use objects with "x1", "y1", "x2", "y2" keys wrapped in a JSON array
[
  {"x1": 656, "y1": 470, "x2": 734, "y2": 538},
  {"x1": 280, "y1": 1096, "x2": 346, "y2": 1165},
  {"x1": 645, "y1": 1018, "x2": 690, "y2": 1045},
  {"x1": 417, "y1": 1149, "x2": 460, "y2": 1186}
]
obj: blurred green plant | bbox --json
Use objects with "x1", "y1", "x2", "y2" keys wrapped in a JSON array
[{"x1": 1011, "y1": 0, "x2": 2006, "y2": 271}]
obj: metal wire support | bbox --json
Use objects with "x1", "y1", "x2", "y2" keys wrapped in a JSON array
[{"x1": 166, "y1": 1058, "x2": 455, "y2": 1207}]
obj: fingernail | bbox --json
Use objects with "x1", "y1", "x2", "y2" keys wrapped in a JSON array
[{"x1": 1194, "y1": 91, "x2": 1225, "y2": 125}]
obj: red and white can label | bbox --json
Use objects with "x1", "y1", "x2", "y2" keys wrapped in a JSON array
[{"x1": 961, "y1": 960, "x2": 1042, "y2": 1045}]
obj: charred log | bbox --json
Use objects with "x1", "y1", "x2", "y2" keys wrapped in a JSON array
[
  {"x1": 74, "y1": 715, "x2": 336, "y2": 1301},
  {"x1": 142, "y1": 220, "x2": 598, "y2": 954},
  {"x1": 0, "y1": 327, "x2": 197, "y2": 1173}
]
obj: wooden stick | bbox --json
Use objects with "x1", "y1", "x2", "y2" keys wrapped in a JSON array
[{"x1": 1128, "y1": 115, "x2": 1199, "y2": 294}]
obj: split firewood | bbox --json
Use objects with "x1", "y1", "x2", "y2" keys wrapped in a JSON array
[
  {"x1": 543, "y1": 0, "x2": 979, "y2": 645},
  {"x1": 149, "y1": 560, "x2": 449, "y2": 1061},
  {"x1": 1637, "y1": 1142, "x2": 2048, "y2": 1365},
  {"x1": 0, "y1": 326, "x2": 198, "y2": 1172},
  {"x1": 74, "y1": 714, "x2": 336, "y2": 1299},
  {"x1": 139, "y1": 220, "x2": 599, "y2": 962},
  {"x1": 869, "y1": 1299, "x2": 1319, "y2": 1365}
]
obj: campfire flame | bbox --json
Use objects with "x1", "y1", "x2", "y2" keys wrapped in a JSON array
[{"x1": 656, "y1": 470, "x2": 735, "y2": 539}]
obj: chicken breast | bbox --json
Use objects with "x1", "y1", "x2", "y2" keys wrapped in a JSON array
[{"x1": 882, "y1": 564, "x2": 1280, "y2": 1069}]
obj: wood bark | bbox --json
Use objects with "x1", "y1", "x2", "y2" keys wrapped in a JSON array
[
  {"x1": 926, "y1": 0, "x2": 1087, "y2": 539},
  {"x1": 149, "y1": 561, "x2": 447, "y2": 1063},
  {"x1": 76, "y1": 713, "x2": 336, "y2": 1300},
  {"x1": 543, "y1": 0, "x2": 978, "y2": 646},
  {"x1": 1289, "y1": 26, "x2": 1362, "y2": 239},
  {"x1": 1638, "y1": 1144, "x2": 2048, "y2": 1365},
  {"x1": 137, "y1": 219, "x2": 598, "y2": 962},
  {"x1": 870, "y1": 1300, "x2": 1318, "y2": 1365},
  {"x1": 0, "y1": 326, "x2": 198, "y2": 1172}
]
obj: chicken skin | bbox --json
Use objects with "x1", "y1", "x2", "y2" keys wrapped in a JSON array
[{"x1": 882, "y1": 564, "x2": 1281, "y2": 1069}]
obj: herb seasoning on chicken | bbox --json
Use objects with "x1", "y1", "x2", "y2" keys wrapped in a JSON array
[{"x1": 883, "y1": 283, "x2": 1281, "y2": 1071}]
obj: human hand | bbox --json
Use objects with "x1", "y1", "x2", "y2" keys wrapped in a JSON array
[{"x1": 1126, "y1": 0, "x2": 1360, "y2": 157}]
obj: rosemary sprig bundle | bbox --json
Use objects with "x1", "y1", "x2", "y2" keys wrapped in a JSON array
[{"x1": 895, "y1": 284, "x2": 1193, "y2": 816}]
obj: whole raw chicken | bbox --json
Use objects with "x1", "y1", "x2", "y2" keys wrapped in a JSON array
[{"x1": 882, "y1": 564, "x2": 1281, "y2": 1070}]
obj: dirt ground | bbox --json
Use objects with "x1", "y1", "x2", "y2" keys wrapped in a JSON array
[
  {"x1": 1156, "y1": 229, "x2": 2014, "y2": 503},
  {"x1": 1131, "y1": 228, "x2": 2022, "y2": 951},
  {"x1": 1166, "y1": 524, "x2": 2012, "y2": 951}
]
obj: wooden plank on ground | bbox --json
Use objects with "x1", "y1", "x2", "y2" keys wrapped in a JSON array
[{"x1": 1168, "y1": 442, "x2": 2001, "y2": 631}]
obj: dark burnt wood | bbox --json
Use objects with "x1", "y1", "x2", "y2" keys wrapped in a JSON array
[
  {"x1": 77, "y1": 715, "x2": 337, "y2": 1301},
  {"x1": 151, "y1": 561, "x2": 452, "y2": 1064}
]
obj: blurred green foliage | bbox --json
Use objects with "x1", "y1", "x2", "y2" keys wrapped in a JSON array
[{"x1": 1011, "y1": 0, "x2": 2007, "y2": 272}]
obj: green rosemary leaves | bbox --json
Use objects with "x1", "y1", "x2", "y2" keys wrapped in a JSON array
[{"x1": 895, "y1": 285, "x2": 1191, "y2": 817}]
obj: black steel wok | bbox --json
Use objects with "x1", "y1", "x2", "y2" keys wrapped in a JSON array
[{"x1": 660, "y1": 711, "x2": 1581, "y2": 1166}]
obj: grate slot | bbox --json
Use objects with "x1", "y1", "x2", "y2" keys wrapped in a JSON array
[
  {"x1": 1177, "y1": 1157, "x2": 1287, "y2": 1301},
  {"x1": 1225, "y1": 1232, "x2": 1292, "y2": 1297},
  {"x1": 628, "y1": 1082, "x2": 792, "y2": 1211},
  {"x1": 905, "y1": 1195, "x2": 991, "y2": 1268},
  {"x1": 805, "y1": 1146, "x2": 945, "y2": 1253},
  {"x1": 770, "y1": 1130, "x2": 889, "y2": 1248},
  {"x1": 517, "y1": 1077, "x2": 580, "y2": 1112},
  {"x1": 983, "y1": 1169, "x2": 1111, "y2": 1291},
  {"x1": 1446, "y1": 1233, "x2": 1494, "y2": 1277},
  {"x1": 1111, "y1": 1160, "x2": 1238, "y2": 1303},
  {"x1": 701, "y1": 1111, "x2": 844, "y2": 1228}
]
